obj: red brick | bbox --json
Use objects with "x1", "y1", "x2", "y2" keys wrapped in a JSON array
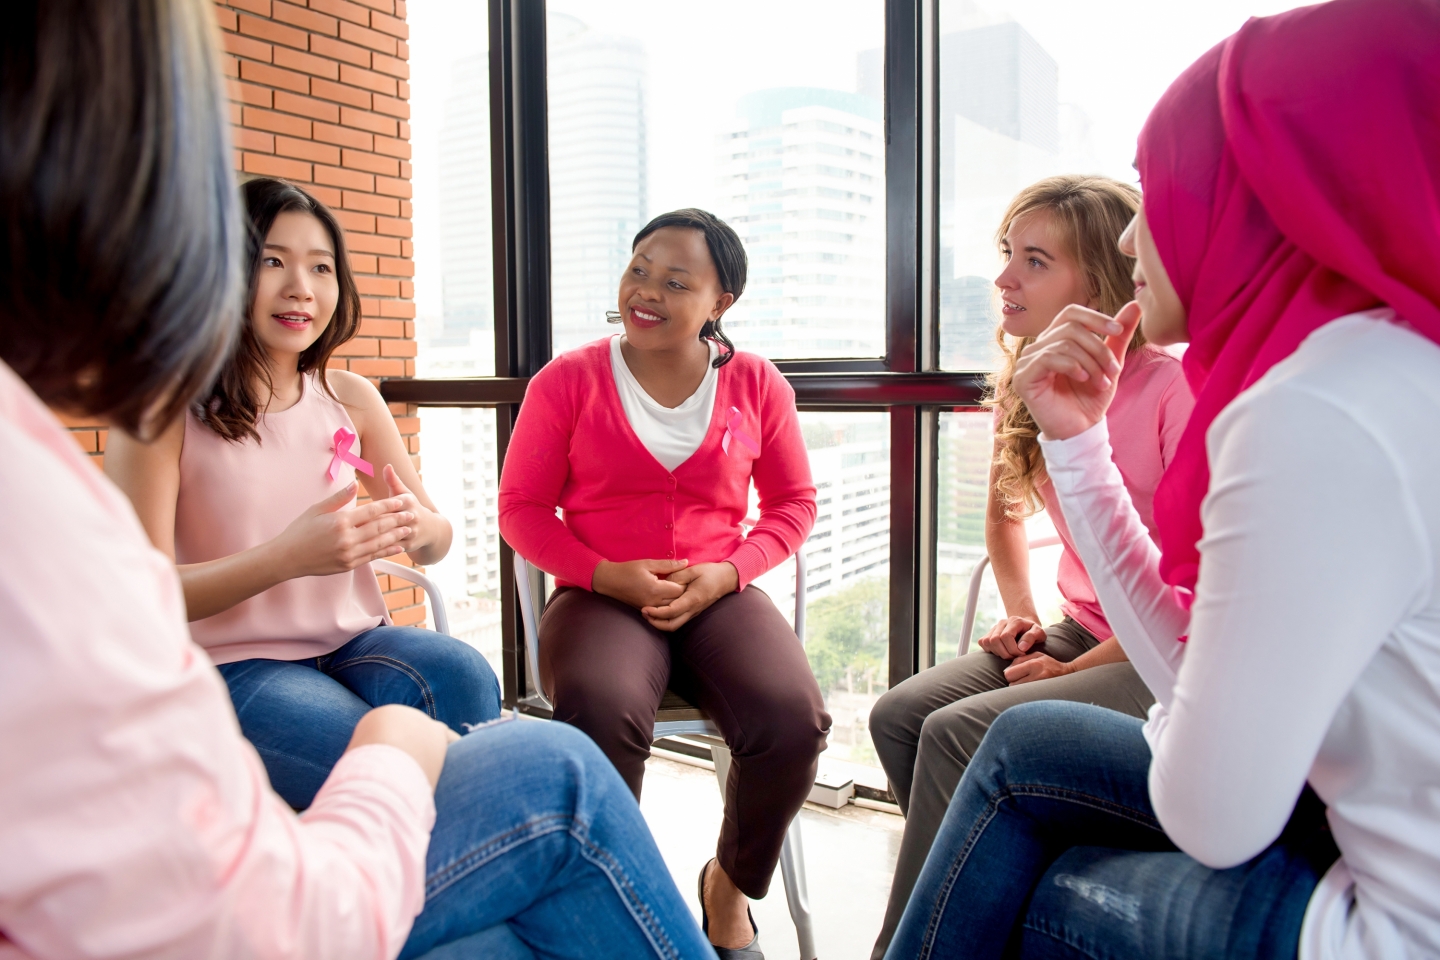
[
  {"x1": 275, "y1": 135, "x2": 340, "y2": 164},
  {"x1": 232, "y1": 148, "x2": 244, "y2": 171},
  {"x1": 340, "y1": 106, "x2": 397, "y2": 136},
  {"x1": 349, "y1": 358, "x2": 405, "y2": 377},
  {"x1": 214, "y1": 6, "x2": 239, "y2": 31},
  {"x1": 273, "y1": 90, "x2": 341, "y2": 122},
  {"x1": 372, "y1": 134, "x2": 410, "y2": 159},
  {"x1": 396, "y1": 80, "x2": 410, "y2": 100},
  {"x1": 354, "y1": 275, "x2": 401, "y2": 296},
  {"x1": 349, "y1": 252, "x2": 379, "y2": 273},
  {"x1": 391, "y1": 416, "x2": 420, "y2": 434},
  {"x1": 359, "y1": 297, "x2": 381, "y2": 315},
  {"x1": 397, "y1": 121, "x2": 410, "y2": 140},
  {"x1": 235, "y1": 127, "x2": 275, "y2": 152},
  {"x1": 243, "y1": 151, "x2": 311, "y2": 180},
  {"x1": 70, "y1": 430, "x2": 99, "y2": 454},
  {"x1": 346, "y1": 231, "x2": 401, "y2": 255},
  {"x1": 386, "y1": 401, "x2": 410, "y2": 416},
  {"x1": 238, "y1": 59, "x2": 310, "y2": 94},
  {"x1": 403, "y1": 358, "x2": 416, "y2": 377},
  {"x1": 377, "y1": 256, "x2": 414, "y2": 277},
  {"x1": 404, "y1": 432, "x2": 419, "y2": 452},
  {"x1": 380, "y1": 338, "x2": 417, "y2": 357},
  {"x1": 223, "y1": 31, "x2": 272, "y2": 63},
  {"x1": 339, "y1": 20, "x2": 398, "y2": 55},
  {"x1": 371, "y1": 52, "x2": 409, "y2": 80},
  {"x1": 313, "y1": 121, "x2": 373, "y2": 150},
  {"x1": 98, "y1": 428, "x2": 109, "y2": 453},
  {"x1": 374, "y1": 174, "x2": 410, "y2": 199},
  {"x1": 273, "y1": 46, "x2": 339, "y2": 81},
  {"x1": 333, "y1": 337, "x2": 380, "y2": 356},
  {"x1": 375, "y1": 216, "x2": 411, "y2": 237},
  {"x1": 309, "y1": 0, "x2": 370, "y2": 25},
  {"x1": 398, "y1": 160, "x2": 412, "y2": 179},
  {"x1": 399, "y1": 238, "x2": 413, "y2": 258},
  {"x1": 370, "y1": 10, "x2": 408, "y2": 39},
  {"x1": 310, "y1": 35, "x2": 372, "y2": 68},
  {"x1": 308, "y1": 184, "x2": 344, "y2": 207},
  {"x1": 243, "y1": 105, "x2": 310, "y2": 137},
  {"x1": 232, "y1": 80, "x2": 274, "y2": 107},
  {"x1": 372, "y1": 94, "x2": 409, "y2": 120},
  {"x1": 237, "y1": 13, "x2": 308, "y2": 50},
  {"x1": 312, "y1": 77, "x2": 373, "y2": 110},
  {"x1": 340, "y1": 64, "x2": 397, "y2": 96},
  {"x1": 314, "y1": 164, "x2": 373, "y2": 190},
  {"x1": 398, "y1": 201, "x2": 412, "y2": 220},
  {"x1": 341, "y1": 148, "x2": 399, "y2": 176},
  {"x1": 396, "y1": 39, "x2": 409, "y2": 60},
  {"x1": 333, "y1": 209, "x2": 377, "y2": 234},
  {"x1": 391, "y1": 604, "x2": 426, "y2": 628},
  {"x1": 271, "y1": 0, "x2": 338, "y2": 35},
  {"x1": 222, "y1": 54, "x2": 240, "y2": 78},
  {"x1": 352, "y1": 0, "x2": 395, "y2": 10},
  {"x1": 360, "y1": 317, "x2": 407, "y2": 337},
  {"x1": 226, "y1": 0, "x2": 270, "y2": 16}
]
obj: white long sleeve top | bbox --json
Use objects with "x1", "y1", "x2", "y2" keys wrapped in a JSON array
[{"x1": 1038, "y1": 311, "x2": 1440, "y2": 960}]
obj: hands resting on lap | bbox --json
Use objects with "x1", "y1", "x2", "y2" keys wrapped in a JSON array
[{"x1": 591, "y1": 558, "x2": 740, "y2": 632}]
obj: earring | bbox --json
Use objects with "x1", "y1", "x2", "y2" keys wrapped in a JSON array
[{"x1": 605, "y1": 310, "x2": 622, "y2": 324}]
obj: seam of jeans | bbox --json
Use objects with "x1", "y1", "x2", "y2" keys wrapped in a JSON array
[
  {"x1": 914, "y1": 783, "x2": 1160, "y2": 960},
  {"x1": 423, "y1": 814, "x2": 684, "y2": 960},
  {"x1": 1021, "y1": 917, "x2": 1105, "y2": 960},
  {"x1": 327, "y1": 655, "x2": 438, "y2": 716}
]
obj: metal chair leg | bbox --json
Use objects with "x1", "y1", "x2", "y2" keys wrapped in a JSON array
[{"x1": 779, "y1": 816, "x2": 816, "y2": 960}]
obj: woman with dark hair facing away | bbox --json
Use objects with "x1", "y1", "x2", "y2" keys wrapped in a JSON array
[
  {"x1": 0, "y1": 2, "x2": 717, "y2": 957},
  {"x1": 106, "y1": 176, "x2": 502, "y2": 811},
  {"x1": 499, "y1": 209, "x2": 830, "y2": 957},
  {"x1": 888, "y1": 1, "x2": 1440, "y2": 957},
  {"x1": 867, "y1": 174, "x2": 1191, "y2": 959}
]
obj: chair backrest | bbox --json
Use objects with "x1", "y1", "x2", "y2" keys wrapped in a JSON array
[
  {"x1": 373, "y1": 559, "x2": 450, "y2": 637},
  {"x1": 513, "y1": 550, "x2": 809, "y2": 710}
]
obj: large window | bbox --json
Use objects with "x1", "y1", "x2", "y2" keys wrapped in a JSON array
[{"x1": 545, "y1": 1, "x2": 887, "y2": 360}]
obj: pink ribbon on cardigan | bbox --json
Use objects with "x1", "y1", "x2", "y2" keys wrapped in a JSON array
[
  {"x1": 326, "y1": 427, "x2": 374, "y2": 482},
  {"x1": 721, "y1": 406, "x2": 759, "y2": 457}
]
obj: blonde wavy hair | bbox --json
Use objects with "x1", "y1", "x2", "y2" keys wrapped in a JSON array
[{"x1": 986, "y1": 175, "x2": 1144, "y2": 519}]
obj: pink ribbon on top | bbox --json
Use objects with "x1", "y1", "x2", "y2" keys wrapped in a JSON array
[
  {"x1": 721, "y1": 406, "x2": 759, "y2": 457},
  {"x1": 327, "y1": 427, "x2": 374, "y2": 482}
]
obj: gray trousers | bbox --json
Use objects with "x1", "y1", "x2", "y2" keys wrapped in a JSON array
[{"x1": 866, "y1": 618, "x2": 1155, "y2": 959}]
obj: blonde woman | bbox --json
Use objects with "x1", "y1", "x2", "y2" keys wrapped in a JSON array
[{"x1": 867, "y1": 175, "x2": 1194, "y2": 958}]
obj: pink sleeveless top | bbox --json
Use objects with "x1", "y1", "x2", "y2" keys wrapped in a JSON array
[{"x1": 176, "y1": 375, "x2": 389, "y2": 664}]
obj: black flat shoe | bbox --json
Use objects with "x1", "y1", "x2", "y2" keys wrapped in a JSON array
[{"x1": 698, "y1": 859, "x2": 765, "y2": 960}]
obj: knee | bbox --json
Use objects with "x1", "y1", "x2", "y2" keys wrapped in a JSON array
[
  {"x1": 417, "y1": 633, "x2": 502, "y2": 717},
  {"x1": 743, "y1": 693, "x2": 830, "y2": 764},
  {"x1": 870, "y1": 683, "x2": 921, "y2": 747}
]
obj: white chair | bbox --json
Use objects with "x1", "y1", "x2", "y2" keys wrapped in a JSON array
[
  {"x1": 956, "y1": 536, "x2": 1061, "y2": 655},
  {"x1": 514, "y1": 552, "x2": 818, "y2": 960},
  {"x1": 373, "y1": 559, "x2": 451, "y2": 636}
]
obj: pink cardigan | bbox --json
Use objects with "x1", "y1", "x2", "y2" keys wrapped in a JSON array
[{"x1": 498, "y1": 338, "x2": 816, "y2": 590}]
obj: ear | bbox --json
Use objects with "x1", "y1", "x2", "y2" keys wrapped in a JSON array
[{"x1": 710, "y1": 291, "x2": 735, "y2": 322}]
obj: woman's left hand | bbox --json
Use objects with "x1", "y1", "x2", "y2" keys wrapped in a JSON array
[
  {"x1": 382, "y1": 464, "x2": 425, "y2": 552},
  {"x1": 1003, "y1": 651, "x2": 1075, "y2": 686},
  {"x1": 641, "y1": 562, "x2": 739, "y2": 631}
]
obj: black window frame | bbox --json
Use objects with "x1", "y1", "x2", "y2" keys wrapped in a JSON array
[{"x1": 381, "y1": 0, "x2": 988, "y2": 707}]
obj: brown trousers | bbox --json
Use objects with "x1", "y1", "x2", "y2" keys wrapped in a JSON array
[{"x1": 539, "y1": 585, "x2": 831, "y2": 898}]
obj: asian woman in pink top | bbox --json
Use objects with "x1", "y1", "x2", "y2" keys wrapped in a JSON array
[
  {"x1": 106, "y1": 177, "x2": 501, "y2": 810},
  {"x1": 868, "y1": 175, "x2": 1193, "y2": 958},
  {"x1": 0, "y1": 2, "x2": 716, "y2": 958},
  {"x1": 499, "y1": 209, "x2": 831, "y2": 958}
]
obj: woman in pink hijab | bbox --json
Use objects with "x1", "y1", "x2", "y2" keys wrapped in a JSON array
[{"x1": 885, "y1": 1, "x2": 1440, "y2": 958}]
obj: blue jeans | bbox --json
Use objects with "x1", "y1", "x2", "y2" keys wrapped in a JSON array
[
  {"x1": 887, "y1": 701, "x2": 1339, "y2": 960},
  {"x1": 218, "y1": 625, "x2": 502, "y2": 809},
  {"x1": 402, "y1": 717, "x2": 717, "y2": 960}
]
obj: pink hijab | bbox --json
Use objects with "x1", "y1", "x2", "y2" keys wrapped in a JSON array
[{"x1": 1138, "y1": 0, "x2": 1440, "y2": 594}]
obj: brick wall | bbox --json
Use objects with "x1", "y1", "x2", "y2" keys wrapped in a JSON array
[{"x1": 64, "y1": 0, "x2": 428, "y2": 628}]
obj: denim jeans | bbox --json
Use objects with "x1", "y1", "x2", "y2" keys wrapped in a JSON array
[
  {"x1": 217, "y1": 625, "x2": 502, "y2": 809},
  {"x1": 886, "y1": 701, "x2": 1339, "y2": 960},
  {"x1": 402, "y1": 717, "x2": 718, "y2": 960}
]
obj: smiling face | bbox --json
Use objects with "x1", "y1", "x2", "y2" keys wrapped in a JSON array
[
  {"x1": 1118, "y1": 206, "x2": 1187, "y2": 345},
  {"x1": 616, "y1": 226, "x2": 734, "y2": 354},
  {"x1": 994, "y1": 210, "x2": 1093, "y2": 339},
  {"x1": 249, "y1": 210, "x2": 339, "y2": 362}
]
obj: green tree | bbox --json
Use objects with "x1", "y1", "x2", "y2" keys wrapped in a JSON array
[{"x1": 804, "y1": 576, "x2": 889, "y2": 695}]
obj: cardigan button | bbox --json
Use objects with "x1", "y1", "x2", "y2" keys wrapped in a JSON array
[
  {"x1": 666, "y1": 550, "x2": 674, "y2": 557},
  {"x1": 664, "y1": 522, "x2": 673, "y2": 530},
  {"x1": 665, "y1": 494, "x2": 674, "y2": 501}
]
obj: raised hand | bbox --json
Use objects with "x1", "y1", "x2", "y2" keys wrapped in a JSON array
[
  {"x1": 592, "y1": 558, "x2": 690, "y2": 609},
  {"x1": 977, "y1": 616, "x2": 1047, "y2": 660},
  {"x1": 273, "y1": 480, "x2": 414, "y2": 579},
  {"x1": 382, "y1": 463, "x2": 424, "y2": 553},
  {"x1": 641, "y1": 562, "x2": 739, "y2": 632},
  {"x1": 1012, "y1": 301, "x2": 1142, "y2": 441}
]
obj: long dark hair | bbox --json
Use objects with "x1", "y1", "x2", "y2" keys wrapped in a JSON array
[
  {"x1": 195, "y1": 177, "x2": 362, "y2": 443},
  {"x1": 614, "y1": 208, "x2": 747, "y2": 368},
  {"x1": 0, "y1": 0, "x2": 242, "y2": 437}
]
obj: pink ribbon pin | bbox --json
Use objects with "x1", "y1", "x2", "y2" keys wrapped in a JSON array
[
  {"x1": 721, "y1": 406, "x2": 760, "y2": 457},
  {"x1": 327, "y1": 427, "x2": 374, "y2": 482}
]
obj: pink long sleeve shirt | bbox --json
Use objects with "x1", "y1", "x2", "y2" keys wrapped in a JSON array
[
  {"x1": 499, "y1": 339, "x2": 817, "y2": 590},
  {"x1": 0, "y1": 360, "x2": 434, "y2": 960}
]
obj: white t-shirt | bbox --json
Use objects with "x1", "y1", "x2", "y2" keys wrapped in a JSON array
[
  {"x1": 609, "y1": 334, "x2": 719, "y2": 471},
  {"x1": 1039, "y1": 310, "x2": 1440, "y2": 960}
]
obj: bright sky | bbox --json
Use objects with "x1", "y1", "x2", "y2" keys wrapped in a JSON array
[{"x1": 407, "y1": 0, "x2": 1313, "y2": 322}]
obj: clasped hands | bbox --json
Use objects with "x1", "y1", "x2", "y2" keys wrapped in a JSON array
[
  {"x1": 592, "y1": 558, "x2": 739, "y2": 631},
  {"x1": 977, "y1": 616, "x2": 1074, "y2": 686}
]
